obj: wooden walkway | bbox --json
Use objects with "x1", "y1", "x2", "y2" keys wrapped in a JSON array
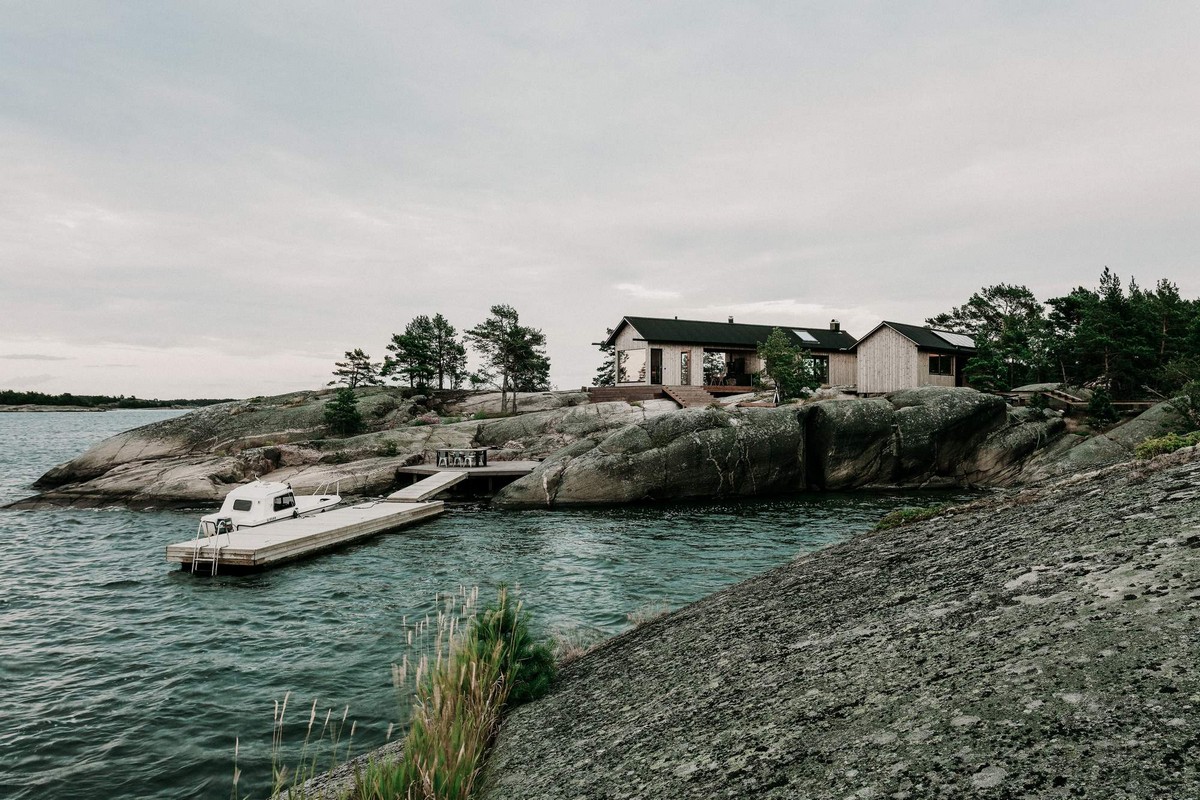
[
  {"x1": 394, "y1": 461, "x2": 539, "y2": 498},
  {"x1": 166, "y1": 501, "x2": 444, "y2": 573},
  {"x1": 386, "y1": 470, "x2": 468, "y2": 502}
]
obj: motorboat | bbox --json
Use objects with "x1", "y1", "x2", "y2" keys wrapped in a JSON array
[{"x1": 197, "y1": 480, "x2": 341, "y2": 538}]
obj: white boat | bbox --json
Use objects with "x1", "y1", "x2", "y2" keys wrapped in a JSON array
[{"x1": 197, "y1": 480, "x2": 341, "y2": 538}]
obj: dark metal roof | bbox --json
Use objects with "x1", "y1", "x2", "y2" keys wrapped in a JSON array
[
  {"x1": 858, "y1": 321, "x2": 977, "y2": 354},
  {"x1": 603, "y1": 316, "x2": 857, "y2": 351}
]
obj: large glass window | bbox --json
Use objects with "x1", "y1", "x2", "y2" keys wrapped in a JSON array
[
  {"x1": 680, "y1": 351, "x2": 691, "y2": 385},
  {"x1": 618, "y1": 348, "x2": 647, "y2": 383},
  {"x1": 809, "y1": 355, "x2": 829, "y2": 384},
  {"x1": 929, "y1": 354, "x2": 953, "y2": 375}
]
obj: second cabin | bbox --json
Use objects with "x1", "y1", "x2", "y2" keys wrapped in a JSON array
[
  {"x1": 853, "y1": 321, "x2": 977, "y2": 395},
  {"x1": 601, "y1": 316, "x2": 858, "y2": 392}
]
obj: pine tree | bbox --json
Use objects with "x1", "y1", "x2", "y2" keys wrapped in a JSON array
[
  {"x1": 323, "y1": 387, "x2": 364, "y2": 435},
  {"x1": 384, "y1": 316, "x2": 436, "y2": 388},
  {"x1": 465, "y1": 305, "x2": 551, "y2": 413},
  {"x1": 329, "y1": 349, "x2": 383, "y2": 389},
  {"x1": 593, "y1": 330, "x2": 616, "y2": 387},
  {"x1": 429, "y1": 313, "x2": 468, "y2": 390}
]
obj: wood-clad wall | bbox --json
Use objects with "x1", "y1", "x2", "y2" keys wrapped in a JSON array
[
  {"x1": 828, "y1": 353, "x2": 857, "y2": 386},
  {"x1": 856, "y1": 326, "x2": 918, "y2": 394},
  {"x1": 923, "y1": 371, "x2": 956, "y2": 388},
  {"x1": 658, "y1": 344, "x2": 703, "y2": 386}
]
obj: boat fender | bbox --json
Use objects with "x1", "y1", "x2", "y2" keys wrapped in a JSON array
[{"x1": 292, "y1": 508, "x2": 299, "y2": 519}]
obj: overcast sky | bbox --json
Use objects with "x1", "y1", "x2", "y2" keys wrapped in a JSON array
[{"x1": 2, "y1": 3, "x2": 1198, "y2": 398}]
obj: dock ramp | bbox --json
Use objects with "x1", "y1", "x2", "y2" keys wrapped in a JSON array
[{"x1": 386, "y1": 470, "x2": 468, "y2": 502}]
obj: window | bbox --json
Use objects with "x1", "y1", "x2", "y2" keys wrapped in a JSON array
[
  {"x1": 680, "y1": 351, "x2": 691, "y2": 385},
  {"x1": 618, "y1": 348, "x2": 646, "y2": 383},
  {"x1": 232, "y1": 499, "x2": 253, "y2": 512},
  {"x1": 809, "y1": 355, "x2": 829, "y2": 384},
  {"x1": 273, "y1": 494, "x2": 295, "y2": 512},
  {"x1": 929, "y1": 354, "x2": 953, "y2": 376}
]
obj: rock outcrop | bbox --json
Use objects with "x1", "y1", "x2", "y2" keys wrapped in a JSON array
[
  {"x1": 494, "y1": 387, "x2": 1068, "y2": 507},
  {"x1": 11, "y1": 384, "x2": 1186, "y2": 510},
  {"x1": 1020, "y1": 401, "x2": 1188, "y2": 484},
  {"x1": 8, "y1": 389, "x2": 675, "y2": 509},
  {"x1": 479, "y1": 446, "x2": 1200, "y2": 799}
]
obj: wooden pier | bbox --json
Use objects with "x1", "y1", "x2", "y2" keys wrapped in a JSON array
[
  {"x1": 166, "y1": 500, "x2": 444, "y2": 573},
  {"x1": 394, "y1": 460, "x2": 539, "y2": 496}
]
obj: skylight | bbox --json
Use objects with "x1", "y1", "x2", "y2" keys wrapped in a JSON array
[
  {"x1": 934, "y1": 330, "x2": 975, "y2": 348},
  {"x1": 792, "y1": 330, "x2": 819, "y2": 343}
]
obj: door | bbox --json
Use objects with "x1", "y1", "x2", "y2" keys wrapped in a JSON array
[{"x1": 650, "y1": 348, "x2": 663, "y2": 384}]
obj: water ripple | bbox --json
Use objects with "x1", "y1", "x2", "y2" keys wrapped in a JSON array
[{"x1": 0, "y1": 411, "x2": 963, "y2": 799}]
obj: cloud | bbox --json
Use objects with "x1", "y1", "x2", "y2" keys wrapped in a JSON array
[
  {"x1": 1, "y1": 4, "x2": 1198, "y2": 396},
  {"x1": 0, "y1": 353, "x2": 73, "y2": 361},
  {"x1": 615, "y1": 283, "x2": 682, "y2": 301},
  {"x1": 0, "y1": 373, "x2": 58, "y2": 387},
  {"x1": 685, "y1": 300, "x2": 882, "y2": 340}
]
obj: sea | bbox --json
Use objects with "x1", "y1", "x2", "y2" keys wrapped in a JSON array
[{"x1": 0, "y1": 409, "x2": 953, "y2": 799}]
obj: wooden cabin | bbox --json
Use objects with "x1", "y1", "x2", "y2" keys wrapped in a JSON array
[
  {"x1": 854, "y1": 321, "x2": 976, "y2": 395},
  {"x1": 601, "y1": 316, "x2": 858, "y2": 391}
]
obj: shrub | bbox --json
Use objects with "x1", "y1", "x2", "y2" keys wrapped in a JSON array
[
  {"x1": 471, "y1": 589, "x2": 556, "y2": 708},
  {"x1": 1171, "y1": 380, "x2": 1200, "y2": 430},
  {"x1": 376, "y1": 440, "x2": 399, "y2": 457},
  {"x1": 324, "y1": 388, "x2": 364, "y2": 436},
  {"x1": 1135, "y1": 431, "x2": 1200, "y2": 460},
  {"x1": 1087, "y1": 387, "x2": 1119, "y2": 424},
  {"x1": 411, "y1": 412, "x2": 441, "y2": 427}
]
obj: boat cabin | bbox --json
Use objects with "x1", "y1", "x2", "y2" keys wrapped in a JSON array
[{"x1": 199, "y1": 480, "x2": 340, "y2": 533}]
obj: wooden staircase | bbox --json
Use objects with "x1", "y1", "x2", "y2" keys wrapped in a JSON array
[
  {"x1": 1038, "y1": 388, "x2": 1087, "y2": 412},
  {"x1": 587, "y1": 386, "x2": 667, "y2": 403},
  {"x1": 663, "y1": 385, "x2": 718, "y2": 408}
]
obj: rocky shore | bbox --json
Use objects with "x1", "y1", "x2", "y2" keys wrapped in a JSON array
[
  {"x1": 479, "y1": 445, "x2": 1200, "y2": 799},
  {"x1": 5, "y1": 385, "x2": 1185, "y2": 510}
]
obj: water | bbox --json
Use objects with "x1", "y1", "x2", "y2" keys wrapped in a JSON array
[{"x1": 0, "y1": 411, "x2": 956, "y2": 799}]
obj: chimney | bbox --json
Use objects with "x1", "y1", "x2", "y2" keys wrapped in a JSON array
[
  {"x1": 728, "y1": 316, "x2": 734, "y2": 324},
  {"x1": 830, "y1": 319, "x2": 840, "y2": 331}
]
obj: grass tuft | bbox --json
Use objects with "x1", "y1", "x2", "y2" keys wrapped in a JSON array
[
  {"x1": 873, "y1": 503, "x2": 955, "y2": 531},
  {"x1": 353, "y1": 587, "x2": 554, "y2": 800}
]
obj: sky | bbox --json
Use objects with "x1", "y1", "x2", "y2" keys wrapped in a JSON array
[{"x1": 2, "y1": 2, "x2": 1199, "y2": 399}]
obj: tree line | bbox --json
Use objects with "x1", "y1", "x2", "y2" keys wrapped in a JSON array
[
  {"x1": 0, "y1": 390, "x2": 234, "y2": 409},
  {"x1": 328, "y1": 304, "x2": 550, "y2": 415},
  {"x1": 929, "y1": 269, "x2": 1200, "y2": 400}
]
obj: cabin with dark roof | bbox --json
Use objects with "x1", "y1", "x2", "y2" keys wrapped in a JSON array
[
  {"x1": 853, "y1": 321, "x2": 976, "y2": 395},
  {"x1": 601, "y1": 316, "x2": 859, "y2": 392}
]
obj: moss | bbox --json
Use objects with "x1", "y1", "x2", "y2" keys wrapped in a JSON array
[{"x1": 874, "y1": 503, "x2": 955, "y2": 531}]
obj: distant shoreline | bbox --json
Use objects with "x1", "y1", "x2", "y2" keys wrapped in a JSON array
[
  {"x1": 0, "y1": 405, "x2": 107, "y2": 413},
  {"x1": 0, "y1": 405, "x2": 196, "y2": 413}
]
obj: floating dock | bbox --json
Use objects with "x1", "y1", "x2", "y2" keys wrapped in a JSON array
[{"x1": 166, "y1": 500, "x2": 444, "y2": 573}]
